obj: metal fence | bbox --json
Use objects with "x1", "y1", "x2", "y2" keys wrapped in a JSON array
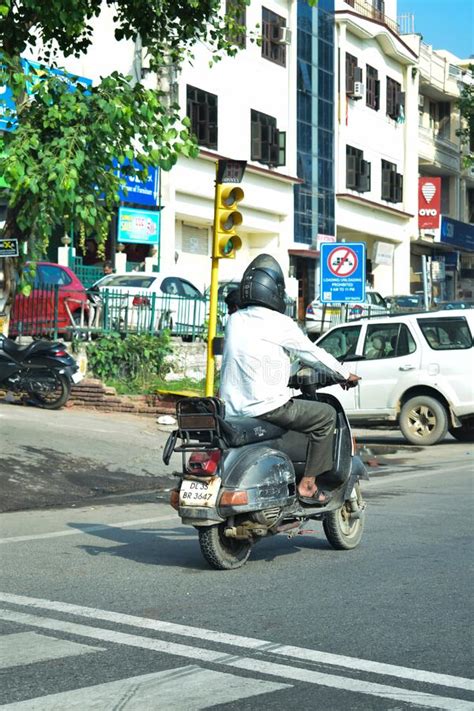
[
  {"x1": 69, "y1": 256, "x2": 103, "y2": 289},
  {"x1": 7, "y1": 284, "x2": 296, "y2": 342},
  {"x1": 8, "y1": 286, "x2": 213, "y2": 341}
]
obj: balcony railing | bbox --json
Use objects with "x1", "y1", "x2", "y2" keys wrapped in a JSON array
[{"x1": 342, "y1": 0, "x2": 399, "y2": 35}]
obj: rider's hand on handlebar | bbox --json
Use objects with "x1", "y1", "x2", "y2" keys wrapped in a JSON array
[{"x1": 340, "y1": 373, "x2": 361, "y2": 390}]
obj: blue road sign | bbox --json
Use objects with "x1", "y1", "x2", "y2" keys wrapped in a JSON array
[{"x1": 321, "y1": 242, "x2": 366, "y2": 303}]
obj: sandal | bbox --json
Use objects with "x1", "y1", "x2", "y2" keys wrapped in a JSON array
[{"x1": 298, "y1": 489, "x2": 334, "y2": 506}]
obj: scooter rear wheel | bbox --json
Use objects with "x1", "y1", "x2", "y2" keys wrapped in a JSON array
[
  {"x1": 322, "y1": 484, "x2": 365, "y2": 550},
  {"x1": 198, "y1": 524, "x2": 252, "y2": 570}
]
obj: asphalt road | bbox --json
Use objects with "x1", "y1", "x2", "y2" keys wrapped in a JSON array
[{"x1": 0, "y1": 403, "x2": 473, "y2": 709}]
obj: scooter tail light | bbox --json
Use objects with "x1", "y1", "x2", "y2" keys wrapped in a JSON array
[
  {"x1": 187, "y1": 450, "x2": 221, "y2": 475},
  {"x1": 54, "y1": 349, "x2": 68, "y2": 357},
  {"x1": 220, "y1": 490, "x2": 249, "y2": 506}
]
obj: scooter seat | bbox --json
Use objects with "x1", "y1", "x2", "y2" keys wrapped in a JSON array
[
  {"x1": 223, "y1": 417, "x2": 286, "y2": 448},
  {"x1": 1, "y1": 338, "x2": 61, "y2": 361}
]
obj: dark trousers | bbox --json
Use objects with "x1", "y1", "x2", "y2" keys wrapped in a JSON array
[{"x1": 259, "y1": 398, "x2": 337, "y2": 477}]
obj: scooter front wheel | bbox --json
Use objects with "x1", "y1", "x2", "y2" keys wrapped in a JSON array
[
  {"x1": 198, "y1": 524, "x2": 252, "y2": 570},
  {"x1": 322, "y1": 484, "x2": 365, "y2": 550}
]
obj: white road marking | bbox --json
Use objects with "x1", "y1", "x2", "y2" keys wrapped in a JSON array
[
  {"x1": 0, "y1": 592, "x2": 471, "y2": 693},
  {"x1": 0, "y1": 664, "x2": 289, "y2": 710},
  {"x1": 0, "y1": 515, "x2": 177, "y2": 545},
  {"x1": 0, "y1": 631, "x2": 104, "y2": 669},
  {"x1": 0, "y1": 608, "x2": 471, "y2": 710}
]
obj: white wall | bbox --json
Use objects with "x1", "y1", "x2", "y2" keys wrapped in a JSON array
[{"x1": 335, "y1": 13, "x2": 418, "y2": 295}]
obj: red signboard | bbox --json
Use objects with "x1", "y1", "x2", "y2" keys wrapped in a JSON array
[{"x1": 418, "y1": 177, "x2": 441, "y2": 229}]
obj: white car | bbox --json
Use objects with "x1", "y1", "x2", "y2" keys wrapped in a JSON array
[
  {"x1": 97, "y1": 272, "x2": 206, "y2": 340},
  {"x1": 316, "y1": 309, "x2": 474, "y2": 445},
  {"x1": 305, "y1": 289, "x2": 389, "y2": 338}
]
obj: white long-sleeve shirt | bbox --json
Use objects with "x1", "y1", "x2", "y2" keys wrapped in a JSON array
[{"x1": 219, "y1": 306, "x2": 351, "y2": 417}]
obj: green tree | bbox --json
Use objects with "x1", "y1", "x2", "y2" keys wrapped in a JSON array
[
  {"x1": 0, "y1": 0, "x2": 249, "y2": 321},
  {"x1": 456, "y1": 64, "x2": 474, "y2": 168}
]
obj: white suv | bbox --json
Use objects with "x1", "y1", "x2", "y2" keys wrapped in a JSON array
[
  {"x1": 305, "y1": 289, "x2": 389, "y2": 339},
  {"x1": 316, "y1": 309, "x2": 474, "y2": 445}
]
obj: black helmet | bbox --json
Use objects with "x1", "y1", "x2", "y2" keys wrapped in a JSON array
[{"x1": 239, "y1": 254, "x2": 286, "y2": 314}]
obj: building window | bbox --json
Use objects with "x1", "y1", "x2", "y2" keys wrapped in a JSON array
[
  {"x1": 438, "y1": 101, "x2": 451, "y2": 139},
  {"x1": 262, "y1": 7, "x2": 287, "y2": 67},
  {"x1": 251, "y1": 110, "x2": 286, "y2": 167},
  {"x1": 225, "y1": 0, "x2": 246, "y2": 48},
  {"x1": 386, "y1": 77, "x2": 404, "y2": 120},
  {"x1": 381, "y1": 160, "x2": 403, "y2": 203},
  {"x1": 346, "y1": 145, "x2": 371, "y2": 192},
  {"x1": 345, "y1": 53, "x2": 361, "y2": 94},
  {"x1": 186, "y1": 85, "x2": 218, "y2": 150},
  {"x1": 366, "y1": 65, "x2": 380, "y2": 110},
  {"x1": 373, "y1": 0, "x2": 385, "y2": 21}
]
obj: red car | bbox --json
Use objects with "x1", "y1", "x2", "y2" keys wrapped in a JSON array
[{"x1": 9, "y1": 262, "x2": 88, "y2": 338}]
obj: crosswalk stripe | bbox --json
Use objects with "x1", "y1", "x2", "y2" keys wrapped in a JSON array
[
  {"x1": 0, "y1": 664, "x2": 290, "y2": 710},
  {"x1": 0, "y1": 632, "x2": 104, "y2": 669},
  {"x1": 0, "y1": 591, "x2": 471, "y2": 692},
  {"x1": 0, "y1": 608, "x2": 471, "y2": 710}
]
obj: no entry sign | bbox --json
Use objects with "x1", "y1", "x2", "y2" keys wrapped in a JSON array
[{"x1": 321, "y1": 242, "x2": 366, "y2": 303}]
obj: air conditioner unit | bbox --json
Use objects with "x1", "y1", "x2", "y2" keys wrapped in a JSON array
[
  {"x1": 418, "y1": 95, "x2": 425, "y2": 110},
  {"x1": 351, "y1": 81, "x2": 365, "y2": 100},
  {"x1": 277, "y1": 26, "x2": 292, "y2": 45}
]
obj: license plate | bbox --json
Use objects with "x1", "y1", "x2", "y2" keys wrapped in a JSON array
[
  {"x1": 71, "y1": 371, "x2": 84, "y2": 384},
  {"x1": 179, "y1": 477, "x2": 221, "y2": 507},
  {"x1": 326, "y1": 308, "x2": 340, "y2": 315}
]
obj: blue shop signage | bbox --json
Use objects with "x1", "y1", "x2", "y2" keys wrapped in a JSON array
[
  {"x1": 440, "y1": 216, "x2": 474, "y2": 252},
  {"x1": 116, "y1": 159, "x2": 159, "y2": 207},
  {"x1": 117, "y1": 206, "x2": 160, "y2": 245}
]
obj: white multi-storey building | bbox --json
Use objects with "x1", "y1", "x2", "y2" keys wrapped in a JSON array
[
  {"x1": 401, "y1": 33, "x2": 474, "y2": 301},
  {"x1": 53, "y1": 1, "x2": 300, "y2": 294},
  {"x1": 334, "y1": 0, "x2": 419, "y2": 295}
]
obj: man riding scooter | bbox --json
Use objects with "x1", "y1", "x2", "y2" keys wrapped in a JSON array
[{"x1": 219, "y1": 254, "x2": 360, "y2": 506}]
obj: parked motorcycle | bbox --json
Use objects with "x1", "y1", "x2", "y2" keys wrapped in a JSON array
[
  {"x1": 0, "y1": 335, "x2": 83, "y2": 409},
  {"x1": 164, "y1": 366, "x2": 368, "y2": 569}
]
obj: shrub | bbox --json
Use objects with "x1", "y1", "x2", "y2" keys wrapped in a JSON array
[{"x1": 86, "y1": 332, "x2": 172, "y2": 383}]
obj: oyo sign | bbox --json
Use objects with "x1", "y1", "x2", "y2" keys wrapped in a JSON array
[{"x1": 418, "y1": 177, "x2": 441, "y2": 229}]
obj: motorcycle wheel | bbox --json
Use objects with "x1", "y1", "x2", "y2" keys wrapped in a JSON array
[
  {"x1": 198, "y1": 524, "x2": 252, "y2": 570},
  {"x1": 28, "y1": 372, "x2": 71, "y2": 410},
  {"x1": 323, "y1": 484, "x2": 365, "y2": 551}
]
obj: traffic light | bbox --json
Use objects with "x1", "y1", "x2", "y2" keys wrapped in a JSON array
[{"x1": 213, "y1": 184, "x2": 243, "y2": 259}]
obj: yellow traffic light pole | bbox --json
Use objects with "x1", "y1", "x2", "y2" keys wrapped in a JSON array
[
  {"x1": 205, "y1": 177, "x2": 222, "y2": 396},
  {"x1": 205, "y1": 159, "x2": 246, "y2": 396}
]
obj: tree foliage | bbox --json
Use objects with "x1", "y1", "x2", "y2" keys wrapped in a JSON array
[
  {"x1": 0, "y1": 0, "x2": 250, "y2": 302},
  {"x1": 456, "y1": 64, "x2": 474, "y2": 168}
]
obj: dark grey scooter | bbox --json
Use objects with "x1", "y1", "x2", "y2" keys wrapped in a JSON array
[{"x1": 164, "y1": 367, "x2": 368, "y2": 570}]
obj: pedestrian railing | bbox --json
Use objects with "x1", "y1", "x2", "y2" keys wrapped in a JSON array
[
  {"x1": 68, "y1": 256, "x2": 104, "y2": 289},
  {"x1": 8, "y1": 286, "x2": 209, "y2": 341}
]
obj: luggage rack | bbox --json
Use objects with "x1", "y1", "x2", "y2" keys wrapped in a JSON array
[{"x1": 162, "y1": 397, "x2": 226, "y2": 464}]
